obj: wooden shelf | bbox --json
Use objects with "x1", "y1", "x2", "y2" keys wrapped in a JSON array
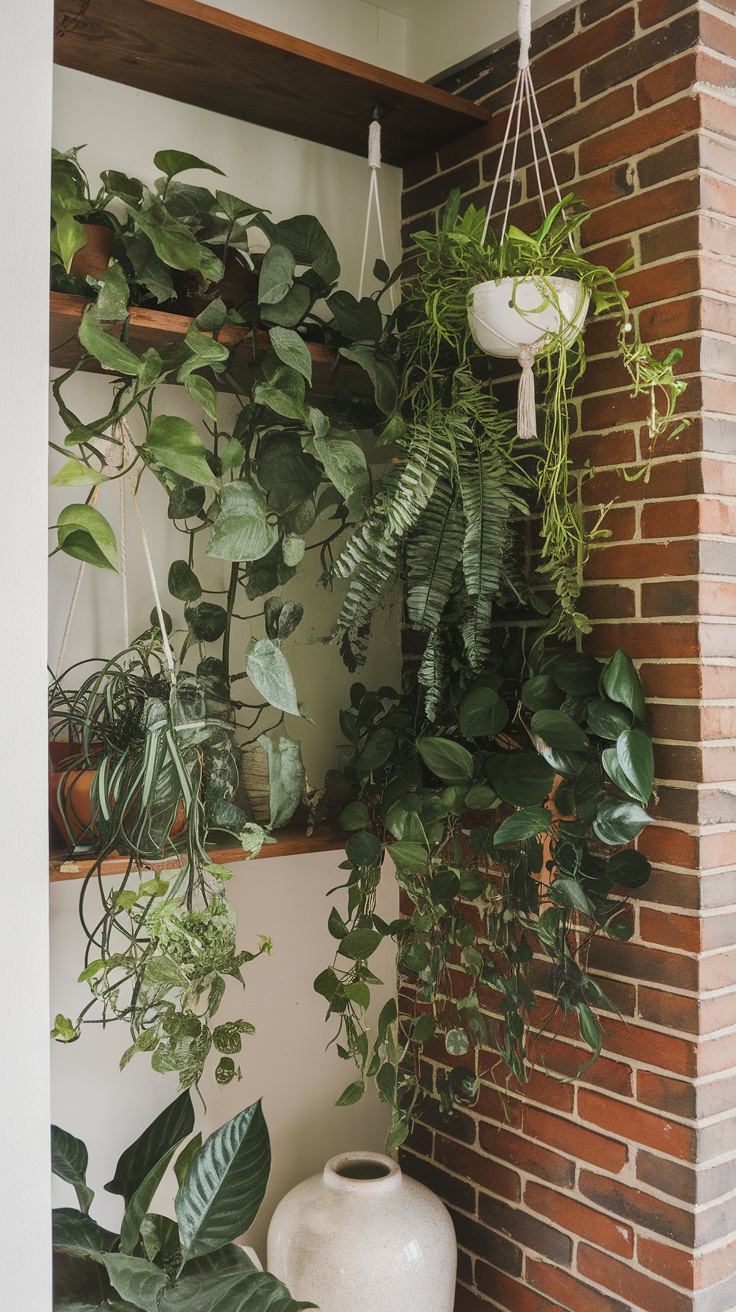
[
  {"x1": 49, "y1": 292, "x2": 372, "y2": 396},
  {"x1": 50, "y1": 824, "x2": 345, "y2": 881},
  {"x1": 53, "y1": 0, "x2": 488, "y2": 166}
]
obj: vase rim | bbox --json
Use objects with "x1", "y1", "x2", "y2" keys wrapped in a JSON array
[{"x1": 323, "y1": 1151, "x2": 401, "y2": 1192}]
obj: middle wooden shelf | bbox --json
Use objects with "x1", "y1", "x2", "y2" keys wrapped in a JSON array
[{"x1": 49, "y1": 291, "x2": 373, "y2": 397}]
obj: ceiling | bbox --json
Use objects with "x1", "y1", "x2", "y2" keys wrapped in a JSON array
[{"x1": 369, "y1": 1, "x2": 436, "y2": 15}]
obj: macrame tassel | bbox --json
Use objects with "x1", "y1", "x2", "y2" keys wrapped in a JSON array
[{"x1": 517, "y1": 344, "x2": 538, "y2": 439}]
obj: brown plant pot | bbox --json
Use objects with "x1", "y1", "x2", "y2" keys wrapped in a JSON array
[
  {"x1": 69, "y1": 223, "x2": 114, "y2": 281},
  {"x1": 172, "y1": 246, "x2": 260, "y2": 316},
  {"x1": 49, "y1": 741, "x2": 187, "y2": 851},
  {"x1": 241, "y1": 741, "x2": 271, "y2": 826}
]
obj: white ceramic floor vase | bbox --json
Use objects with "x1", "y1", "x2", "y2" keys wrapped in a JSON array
[
  {"x1": 468, "y1": 274, "x2": 590, "y2": 439},
  {"x1": 266, "y1": 1150, "x2": 457, "y2": 1312}
]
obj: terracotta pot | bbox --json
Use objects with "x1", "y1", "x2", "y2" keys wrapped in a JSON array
[
  {"x1": 171, "y1": 246, "x2": 260, "y2": 316},
  {"x1": 49, "y1": 741, "x2": 187, "y2": 850},
  {"x1": 69, "y1": 222, "x2": 114, "y2": 281}
]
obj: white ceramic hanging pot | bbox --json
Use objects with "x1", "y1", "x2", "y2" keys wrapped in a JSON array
[
  {"x1": 468, "y1": 274, "x2": 590, "y2": 358},
  {"x1": 266, "y1": 1150, "x2": 457, "y2": 1312}
]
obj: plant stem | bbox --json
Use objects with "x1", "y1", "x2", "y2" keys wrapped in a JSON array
[{"x1": 222, "y1": 563, "x2": 239, "y2": 682}]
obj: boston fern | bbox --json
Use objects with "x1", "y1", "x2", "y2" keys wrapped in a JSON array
[
  {"x1": 315, "y1": 646, "x2": 654, "y2": 1149},
  {"x1": 52, "y1": 1092, "x2": 314, "y2": 1311}
]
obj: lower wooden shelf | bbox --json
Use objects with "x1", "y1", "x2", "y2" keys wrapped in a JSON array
[{"x1": 49, "y1": 824, "x2": 345, "y2": 882}]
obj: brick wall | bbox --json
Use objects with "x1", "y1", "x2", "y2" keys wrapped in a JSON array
[{"x1": 398, "y1": 2, "x2": 736, "y2": 1309}]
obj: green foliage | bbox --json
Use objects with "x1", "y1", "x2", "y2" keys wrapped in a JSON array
[
  {"x1": 317, "y1": 649, "x2": 654, "y2": 1144},
  {"x1": 52, "y1": 1096, "x2": 314, "y2": 1312}
]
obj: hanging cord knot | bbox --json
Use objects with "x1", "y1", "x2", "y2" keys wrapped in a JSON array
[
  {"x1": 517, "y1": 343, "x2": 539, "y2": 440},
  {"x1": 517, "y1": 0, "x2": 532, "y2": 70},
  {"x1": 368, "y1": 117, "x2": 382, "y2": 170}
]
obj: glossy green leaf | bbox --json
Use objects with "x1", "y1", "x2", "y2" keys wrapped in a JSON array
[
  {"x1": 607, "y1": 848, "x2": 652, "y2": 889},
  {"x1": 246, "y1": 639, "x2": 301, "y2": 717},
  {"x1": 160, "y1": 1251, "x2": 316, "y2": 1311},
  {"x1": 55, "y1": 212, "x2": 88, "y2": 273},
  {"x1": 276, "y1": 213, "x2": 340, "y2": 284},
  {"x1": 586, "y1": 697, "x2": 634, "y2": 740},
  {"x1": 345, "y1": 829, "x2": 382, "y2": 867},
  {"x1": 338, "y1": 929, "x2": 383, "y2": 961},
  {"x1": 184, "y1": 374, "x2": 218, "y2": 421},
  {"x1": 616, "y1": 728, "x2": 654, "y2": 805},
  {"x1": 305, "y1": 426, "x2": 370, "y2": 520},
  {"x1": 549, "y1": 651, "x2": 601, "y2": 695},
  {"x1": 176, "y1": 1101, "x2": 270, "y2": 1262},
  {"x1": 51, "y1": 1126, "x2": 94, "y2": 1214},
  {"x1": 601, "y1": 746, "x2": 640, "y2": 801},
  {"x1": 121, "y1": 1138, "x2": 184, "y2": 1255},
  {"x1": 168, "y1": 560, "x2": 201, "y2": 602},
  {"x1": 458, "y1": 686, "x2": 509, "y2": 738},
  {"x1": 602, "y1": 649, "x2": 646, "y2": 722},
  {"x1": 339, "y1": 344, "x2": 397, "y2": 414},
  {"x1": 521, "y1": 675, "x2": 563, "y2": 712},
  {"x1": 494, "y1": 805, "x2": 551, "y2": 846},
  {"x1": 52, "y1": 1207, "x2": 115, "y2": 1256},
  {"x1": 593, "y1": 798, "x2": 651, "y2": 846},
  {"x1": 206, "y1": 481, "x2": 279, "y2": 562},
  {"x1": 548, "y1": 877, "x2": 595, "y2": 917},
  {"x1": 92, "y1": 259, "x2": 130, "y2": 322},
  {"x1": 142, "y1": 415, "x2": 218, "y2": 487},
  {"x1": 389, "y1": 841, "x2": 431, "y2": 872},
  {"x1": 174, "y1": 1136, "x2": 202, "y2": 1190},
  {"x1": 417, "y1": 736, "x2": 474, "y2": 784},
  {"x1": 336, "y1": 1081, "x2": 365, "y2": 1107},
  {"x1": 56, "y1": 504, "x2": 119, "y2": 572},
  {"x1": 257, "y1": 733, "x2": 306, "y2": 829},
  {"x1": 486, "y1": 753, "x2": 555, "y2": 807},
  {"x1": 187, "y1": 602, "x2": 228, "y2": 642},
  {"x1": 258, "y1": 243, "x2": 296, "y2": 305},
  {"x1": 268, "y1": 327, "x2": 313, "y2": 383},
  {"x1": 50, "y1": 460, "x2": 107, "y2": 488},
  {"x1": 531, "y1": 709, "x2": 589, "y2": 753},
  {"x1": 339, "y1": 801, "x2": 370, "y2": 831},
  {"x1": 78, "y1": 311, "x2": 142, "y2": 376},
  {"x1": 106, "y1": 1091, "x2": 195, "y2": 1205}
]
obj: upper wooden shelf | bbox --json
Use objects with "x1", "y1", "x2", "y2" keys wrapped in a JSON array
[
  {"x1": 49, "y1": 292, "x2": 372, "y2": 396},
  {"x1": 53, "y1": 0, "x2": 489, "y2": 167},
  {"x1": 50, "y1": 824, "x2": 345, "y2": 881}
]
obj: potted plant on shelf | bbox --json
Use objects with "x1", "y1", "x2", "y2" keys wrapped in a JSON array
[
  {"x1": 52, "y1": 1092, "x2": 315, "y2": 1311},
  {"x1": 316, "y1": 645, "x2": 655, "y2": 1148},
  {"x1": 51, "y1": 146, "x2": 116, "y2": 282}
]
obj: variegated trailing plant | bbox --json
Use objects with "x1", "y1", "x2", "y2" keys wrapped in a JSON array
[
  {"x1": 52, "y1": 1092, "x2": 314, "y2": 1311},
  {"x1": 327, "y1": 191, "x2": 687, "y2": 712},
  {"x1": 316, "y1": 645, "x2": 655, "y2": 1149}
]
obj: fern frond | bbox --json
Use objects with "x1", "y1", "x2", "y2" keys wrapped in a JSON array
[
  {"x1": 405, "y1": 473, "x2": 464, "y2": 634},
  {"x1": 456, "y1": 438, "x2": 517, "y2": 669},
  {"x1": 417, "y1": 629, "x2": 449, "y2": 722},
  {"x1": 384, "y1": 421, "x2": 451, "y2": 538}
]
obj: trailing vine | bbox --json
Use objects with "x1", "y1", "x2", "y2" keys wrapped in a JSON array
[{"x1": 316, "y1": 645, "x2": 655, "y2": 1148}]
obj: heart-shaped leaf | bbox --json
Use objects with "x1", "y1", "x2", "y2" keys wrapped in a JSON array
[{"x1": 206, "y1": 481, "x2": 279, "y2": 562}]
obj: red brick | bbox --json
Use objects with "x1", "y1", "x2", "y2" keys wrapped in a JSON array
[
  {"x1": 434, "y1": 1138, "x2": 521, "y2": 1204},
  {"x1": 584, "y1": 176, "x2": 700, "y2": 243},
  {"x1": 478, "y1": 1192, "x2": 573, "y2": 1266},
  {"x1": 527, "y1": 1257, "x2": 631, "y2": 1312},
  {"x1": 578, "y1": 1173, "x2": 695, "y2": 1246},
  {"x1": 638, "y1": 1235, "x2": 695, "y2": 1289},
  {"x1": 639, "y1": 907, "x2": 701, "y2": 952},
  {"x1": 636, "y1": 1149, "x2": 698, "y2": 1203},
  {"x1": 478, "y1": 1122, "x2": 575, "y2": 1188},
  {"x1": 637, "y1": 1070, "x2": 697, "y2": 1119},
  {"x1": 524, "y1": 1180, "x2": 634, "y2": 1256},
  {"x1": 542, "y1": 1041, "x2": 634, "y2": 1097},
  {"x1": 598, "y1": 1015, "x2": 696, "y2": 1076},
  {"x1": 578, "y1": 1243, "x2": 693, "y2": 1312},
  {"x1": 638, "y1": 50, "x2": 698, "y2": 109},
  {"x1": 586, "y1": 621, "x2": 699, "y2": 659},
  {"x1": 641, "y1": 579, "x2": 698, "y2": 617},
  {"x1": 532, "y1": 8, "x2": 636, "y2": 92},
  {"x1": 585, "y1": 540, "x2": 698, "y2": 581},
  {"x1": 580, "y1": 11, "x2": 700, "y2": 101},
  {"x1": 578, "y1": 1088, "x2": 696, "y2": 1158},
  {"x1": 640, "y1": 0, "x2": 698, "y2": 27},
  {"x1": 523, "y1": 1105, "x2": 628, "y2": 1173},
  {"x1": 639, "y1": 662, "x2": 701, "y2": 698},
  {"x1": 472, "y1": 1267, "x2": 559, "y2": 1312},
  {"x1": 579, "y1": 583, "x2": 636, "y2": 620},
  {"x1": 638, "y1": 987, "x2": 699, "y2": 1033},
  {"x1": 579, "y1": 95, "x2": 699, "y2": 173},
  {"x1": 589, "y1": 937, "x2": 698, "y2": 991},
  {"x1": 640, "y1": 213, "x2": 700, "y2": 264}
]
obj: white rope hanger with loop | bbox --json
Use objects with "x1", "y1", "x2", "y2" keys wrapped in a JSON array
[
  {"x1": 479, "y1": 0, "x2": 574, "y2": 441},
  {"x1": 358, "y1": 108, "x2": 396, "y2": 309}
]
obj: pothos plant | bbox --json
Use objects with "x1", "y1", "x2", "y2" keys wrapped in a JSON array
[
  {"x1": 327, "y1": 192, "x2": 687, "y2": 711},
  {"x1": 315, "y1": 645, "x2": 655, "y2": 1149},
  {"x1": 52, "y1": 1092, "x2": 314, "y2": 1311}
]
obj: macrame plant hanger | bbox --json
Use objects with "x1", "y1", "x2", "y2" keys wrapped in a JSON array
[
  {"x1": 358, "y1": 106, "x2": 396, "y2": 309},
  {"x1": 481, "y1": 0, "x2": 573, "y2": 440}
]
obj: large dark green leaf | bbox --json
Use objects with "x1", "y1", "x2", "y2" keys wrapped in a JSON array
[
  {"x1": 268, "y1": 327, "x2": 312, "y2": 383},
  {"x1": 486, "y1": 753, "x2": 555, "y2": 807},
  {"x1": 132, "y1": 198, "x2": 220, "y2": 278},
  {"x1": 339, "y1": 344, "x2": 397, "y2": 414},
  {"x1": 327, "y1": 291, "x2": 383, "y2": 341},
  {"x1": 616, "y1": 728, "x2": 654, "y2": 805},
  {"x1": 259, "y1": 243, "x2": 296, "y2": 305},
  {"x1": 458, "y1": 686, "x2": 508, "y2": 739},
  {"x1": 105, "y1": 1091, "x2": 194, "y2": 1205},
  {"x1": 602, "y1": 649, "x2": 646, "y2": 722},
  {"x1": 602, "y1": 746, "x2": 639, "y2": 801},
  {"x1": 53, "y1": 1209, "x2": 116, "y2": 1256},
  {"x1": 246, "y1": 638, "x2": 301, "y2": 717},
  {"x1": 607, "y1": 848, "x2": 652, "y2": 889},
  {"x1": 531, "y1": 709, "x2": 589, "y2": 753},
  {"x1": 276, "y1": 214, "x2": 340, "y2": 285},
  {"x1": 345, "y1": 830, "x2": 382, "y2": 867},
  {"x1": 257, "y1": 733, "x2": 305, "y2": 830},
  {"x1": 257, "y1": 434, "x2": 320, "y2": 510},
  {"x1": 168, "y1": 560, "x2": 202, "y2": 602},
  {"x1": 521, "y1": 675, "x2": 564, "y2": 712},
  {"x1": 101, "y1": 1253, "x2": 168, "y2": 1312},
  {"x1": 142, "y1": 416, "x2": 218, "y2": 488},
  {"x1": 586, "y1": 698, "x2": 633, "y2": 740},
  {"x1": 305, "y1": 425, "x2": 370, "y2": 520},
  {"x1": 593, "y1": 798, "x2": 651, "y2": 846},
  {"x1": 338, "y1": 929, "x2": 383, "y2": 961},
  {"x1": 389, "y1": 841, "x2": 431, "y2": 873},
  {"x1": 161, "y1": 1250, "x2": 315, "y2": 1311},
  {"x1": 121, "y1": 1139, "x2": 186, "y2": 1255},
  {"x1": 52, "y1": 1127, "x2": 94, "y2": 1214},
  {"x1": 187, "y1": 602, "x2": 228, "y2": 642},
  {"x1": 494, "y1": 806, "x2": 551, "y2": 846},
  {"x1": 176, "y1": 1101, "x2": 270, "y2": 1262},
  {"x1": 56, "y1": 504, "x2": 119, "y2": 573},
  {"x1": 548, "y1": 877, "x2": 595, "y2": 917},
  {"x1": 206, "y1": 481, "x2": 278, "y2": 561},
  {"x1": 417, "y1": 737, "x2": 473, "y2": 784},
  {"x1": 549, "y1": 651, "x2": 601, "y2": 695}
]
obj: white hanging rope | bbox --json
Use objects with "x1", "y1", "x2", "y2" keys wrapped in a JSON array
[
  {"x1": 55, "y1": 484, "x2": 101, "y2": 679},
  {"x1": 118, "y1": 427, "x2": 130, "y2": 649},
  {"x1": 518, "y1": 0, "x2": 532, "y2": 69},
  {"x1": 358, "y1": 115, "x2": 396, "y2": 309}
]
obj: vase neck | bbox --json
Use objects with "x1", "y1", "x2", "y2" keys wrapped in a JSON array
[{"x1": 323, "y1": 1152, "x2": 401, "y2": 1194}]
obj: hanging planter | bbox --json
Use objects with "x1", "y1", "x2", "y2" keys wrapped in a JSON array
[{"x1": 468, "y1": 274, "x2": 589, "y2": 358}]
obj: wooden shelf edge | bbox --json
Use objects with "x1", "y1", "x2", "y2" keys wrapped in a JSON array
[
  {"x1": 49, "y1": 824, "x2": 345, "y2": 881},
  {"x1": 54, "y1": 0, "x2": 489, "y2": 166}
]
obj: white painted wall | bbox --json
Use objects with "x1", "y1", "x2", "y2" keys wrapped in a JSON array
[
  {"x1": 50, "y1": 0, "x2": 404, "y2": 1260},
  {"x1": 0, "y1": 3, "x2": 54, "y2": 1310}
]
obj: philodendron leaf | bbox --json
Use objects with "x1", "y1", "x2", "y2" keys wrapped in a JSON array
[
  {"x1": 51, "y1": 1126, "x2": 94, "y2": 1214},
  {"x1": 168, "y1": 559, "x2": 202, "y2": 602},
  {"x1": 50, "y1": 460, "x2": 107, "y2": 488},
  {"x1": 258, "y1": 243, "x2": 296, "y2": 305},
  {"x1": 101, "y1": 1253, "x2": 169, "y2": 1312},
  {"x1": 531, "y1": 709, "x2": 589, "y2": 753},
  {"x1": 56, "y1": 504, "x2": 119, "y2": 572},
  {"x1": 593, "y1": 798, "x2": 651, "y2": 846},
  {"x1": 257, "y1": 734, "x2": 306, "y2": 830},
  {"x1": 153, "y1": 150, "x2": 226, "y2": 181},
  {"x1": 141, "y1": 415, "x2": 219, "y2": 488},
  {"x1": 105, "y1": 1090, "x2": 195, "y2": 1206},
  {"x1": 78, "y1": 310, "x2": 142, "y2": 376},
  {"x1": 548, "y1": 877, "x2": 595, "y2": 917},
  {"x1": 159, "y1": 1253, "x2": 316, "y2": 1311},
  {"x1": 92, "y1": 260, "x2": 131, "y2": 322},
  {"x1": 602, "y1": 649, "x2": 646, "y2": 722},
  {"x1": 185, "y1": 373, "x2": 218, "y2": 421},
  {"x1": 417, "y1": 737, "x2": 474, "y2": 784},
  {"x1": 246, "y1": 638, "x2": 301, "y2": 717},
  {"x1": 269, "y1": 327, "x2": 313, "y2": 383},
  {"x1": 206, "y1": 481, "x2": 279, "y2": 562},
  {"x1": 458, "y1": 686, "x2": 509, "y2": 739},
  {"x1": 338, "y1": 929, "x2": 383, "y2": 961},
  {"x1": 176, "y1": 1100, "x2": 271, "y2": 1262},
  {"x1": 616, "y1": 727, "x2": 654, "y2": 805},
  {"x1": 303, "y1": 424, "x2": 370, "y2": 520},
  {"x1": 120, "y1": 1138, "x2": 186, "y2": 1255},
  {"x1": 54, "y1": 212, "x2": 88, "y2": 273},
  {"x1": 493, "y1": 805, "x2": 551, "y2": 846}
]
